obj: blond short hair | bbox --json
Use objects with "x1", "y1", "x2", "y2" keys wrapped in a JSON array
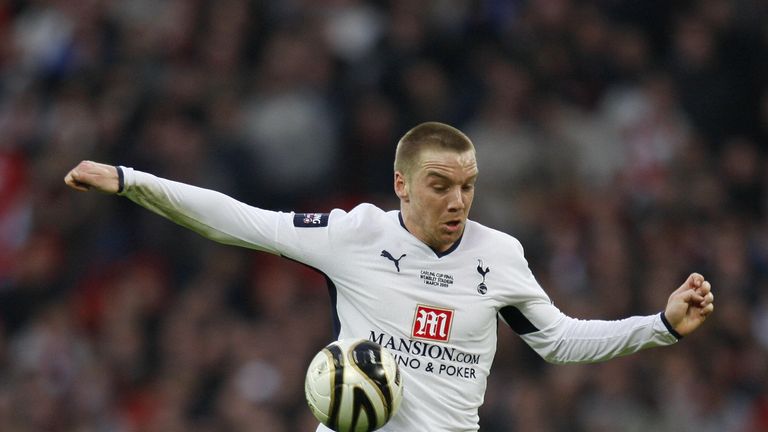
[{"x1": 394, "y1": 122, "x2": 475, "y2": 177}]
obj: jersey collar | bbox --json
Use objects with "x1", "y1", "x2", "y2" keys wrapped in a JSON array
[{"x1": 397, "y1": 212, "x2": 464, "y2": 258}]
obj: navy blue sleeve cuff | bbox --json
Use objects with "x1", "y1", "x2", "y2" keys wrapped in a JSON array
[
  {"x1": 660, "y1": 312, "x2": 683, "y2": 340},
  {"x1": 116, "y1": 166, "x2": 124, "y2": 194}
]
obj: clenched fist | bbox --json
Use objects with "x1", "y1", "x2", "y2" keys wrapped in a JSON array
[
  {"x1": 664, "y1": 273, "x2": 715, "y2": 337},
  {"x1": 64, "y1": 161, "x2": 120, "y2": 194}
]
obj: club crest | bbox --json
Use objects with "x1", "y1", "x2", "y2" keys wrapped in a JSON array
[{"x1": 476, "y1": 259, "x2": 490, "y2": 294}]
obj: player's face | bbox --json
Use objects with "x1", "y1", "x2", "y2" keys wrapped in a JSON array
[{"x1": 396, "y1": 148, "x2": 478, "y2": 253}]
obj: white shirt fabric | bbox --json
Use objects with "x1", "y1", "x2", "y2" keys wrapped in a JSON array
[{"x1": 119, "y1": 167, "x2": 679, "y2": 432}]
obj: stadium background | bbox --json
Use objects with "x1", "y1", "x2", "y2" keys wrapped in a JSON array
[{"x1": 0, "y1": 0, "x2": 767, "y2": 430}]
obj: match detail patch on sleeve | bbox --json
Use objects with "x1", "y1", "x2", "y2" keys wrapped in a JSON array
[{"x1": 293, "y1": 213, "x2": 329, "y2": 227}]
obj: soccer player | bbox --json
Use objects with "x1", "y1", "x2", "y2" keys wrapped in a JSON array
[{"x1": 64, "y1": 122, "x2": 714, "y2": 431}]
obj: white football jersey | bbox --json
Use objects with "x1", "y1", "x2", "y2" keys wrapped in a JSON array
[{"x1": 119, "y1": 167, "x2": 680, "y2": 432}]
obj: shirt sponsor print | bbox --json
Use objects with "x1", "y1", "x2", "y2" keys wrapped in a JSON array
[
  {"x1": 370, "y1": 330, "x2": 480, "y2": 380},
  {"x1": 412, "y1": 304, "x2": 453, "y2": 342}
]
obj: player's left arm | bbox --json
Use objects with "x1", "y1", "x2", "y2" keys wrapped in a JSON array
[{"x1": 510, "y1": 273, "x2": 714, "y2": 364}]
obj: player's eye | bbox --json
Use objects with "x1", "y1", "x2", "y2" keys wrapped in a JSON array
[{"x1": 431, "y1": 184, "x2": 447, "y2": 192}]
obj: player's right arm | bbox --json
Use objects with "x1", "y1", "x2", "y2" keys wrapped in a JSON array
[{"x1": 63, "y1": 160, "x2": 314, "y2": 256}]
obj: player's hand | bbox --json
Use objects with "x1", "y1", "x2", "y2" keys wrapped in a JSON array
[
  {"x1": 64, "y1": 160, "x2": 120, "y2": 194},
  {"x1": 664, "y1": 273, "x2": 714, "y2": 337}
]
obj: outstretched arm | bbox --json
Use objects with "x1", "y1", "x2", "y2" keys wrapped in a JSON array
[
  {"x1": 64, "y1": 160, "x2": 338, "y2": 269},
  {"x1": 64, "y1": 160, "x2": 285, "y2": 254}
]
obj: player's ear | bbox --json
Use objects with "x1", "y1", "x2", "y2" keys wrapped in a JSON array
[{"x1": 394, "y1": 171, "x2": 409, "y2": 202}]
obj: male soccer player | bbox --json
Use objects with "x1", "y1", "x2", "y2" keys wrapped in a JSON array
[{"x1": 65, "y1": 122, "x2": 714, "y2": 431}]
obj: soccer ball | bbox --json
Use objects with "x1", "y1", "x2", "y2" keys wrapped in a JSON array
[{"x1": 304, "y1": 338, "x2": 404, "y2": 432}]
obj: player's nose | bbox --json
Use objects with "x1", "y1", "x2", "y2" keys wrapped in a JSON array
[{"x1": 447, "y1": 188, "x2": 465, "y2": 211}]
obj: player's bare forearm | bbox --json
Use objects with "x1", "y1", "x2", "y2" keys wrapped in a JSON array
[
  {"x1": 663, "y1": 273, "x2": 714, "y2": 337},
  {"x1": 64, "y1": 161, "x2": 120, "y2": 194}
]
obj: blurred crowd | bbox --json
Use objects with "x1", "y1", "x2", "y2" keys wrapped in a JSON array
[{"x1": 0, "y1": 0, "x2": 767, "y2": 431}]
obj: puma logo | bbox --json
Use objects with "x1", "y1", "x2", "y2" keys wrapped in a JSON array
[{"x1": 381, "y1": 250, "x2": 406, "y2": 272}]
